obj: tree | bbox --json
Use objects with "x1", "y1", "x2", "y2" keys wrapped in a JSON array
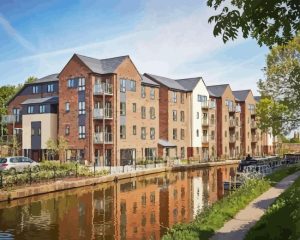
[
  {"x1": 46, "y1": 136, "x2": 69, "y2": 162},
  {"x1": 25, "y1": 76, "x2": 37, "y2": 84},
  {"x1": 258, "y1": 36, "x2": 300, "y2": 133},
  {"x1": 207, "y1": 0, "x2": 300, "y2": 48}
]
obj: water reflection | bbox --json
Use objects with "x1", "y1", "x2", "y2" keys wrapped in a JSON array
[{"x1": 0, "y1": 165, "x2": 237, "y2": 240}]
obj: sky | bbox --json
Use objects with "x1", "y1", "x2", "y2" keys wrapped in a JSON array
[{"x1": 0, "y1": 0, "x2": 269, "y2": 94}]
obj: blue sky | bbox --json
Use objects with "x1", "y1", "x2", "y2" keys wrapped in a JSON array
[{"x1": 0, "y1": 0, "x2": 268, "y2": 94}]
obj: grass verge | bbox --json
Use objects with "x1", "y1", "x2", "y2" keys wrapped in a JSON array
[
  {"x1": 245, "y1": 173, "x2": 300, "y2": 240},
  {"x1": 163, "y1": 164, "x2": 300, "y2": 240}
]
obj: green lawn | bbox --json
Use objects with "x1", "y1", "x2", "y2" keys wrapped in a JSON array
[
  {"x1": 163, "y1": 164, "x2": 300, "y2": 240},
  {"x1": 245, "y1": 174, "x2": 300, "y2": 240}
]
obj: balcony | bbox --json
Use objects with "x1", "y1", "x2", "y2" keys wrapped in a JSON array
[
  {"x1": 94, "y1": 83, "x2": 113, "y2": 95},
  {"x1": 228, "y1": 105, "x2": 236, "y2": 113},
  {"x1": 201, "y1": 101, "x2": 209, "y2": 109},
  {"x1": 250, "y1": 108, "x2": 256, "y2": 115},
  {"x1": 229, "y1": 135, "x2": 236, "y2": 143},
  {"x1": 251, "y1": 135, "x2": 258, "y2": 142},
  {"x1": 251, "y1": 121, "x2": 257, "y2": 129},
  {"x1": 94, "y1": 132, "x2": 113, "y2": 144},
  {"x1": 93, "y1": 108, "x2": 113, "y2": 120},
  {"x1": 1, "y1": 115, "x2": 21, "y2": 124},
  {"x1": 202, "y1": 118, "x2": 209, "y2": 127},
  {"x1": 202, "y1": 135, "x2": 209, "y2": 144},
  {"x1": 229, "y1": 119, "x2": 236, "y2": 128}
]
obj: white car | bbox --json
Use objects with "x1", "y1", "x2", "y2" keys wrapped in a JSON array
[{"x1": 0, "y1": 156, "x2": 39, "y2": 173}]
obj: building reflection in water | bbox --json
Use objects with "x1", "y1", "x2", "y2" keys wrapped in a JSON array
[{"x1": 0, "y1": 165, "x2": 237, "y2": 240}]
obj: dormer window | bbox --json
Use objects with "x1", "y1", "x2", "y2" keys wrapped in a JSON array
[
  {"x1": 47, "y1": 84, "x2": 54, "y2": 93},
  {"x1": 32, "y1": 86, "x2": 39, "y2": 94}
]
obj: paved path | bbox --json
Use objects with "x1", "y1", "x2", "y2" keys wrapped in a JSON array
[{"x1": 211, "y1": 171, "x2": 300, "y2": 240}]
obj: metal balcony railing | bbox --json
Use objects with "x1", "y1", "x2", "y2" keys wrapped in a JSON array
[
  {"x1": 229, "y1": 135, "x2": 236, "y2": 143},
  {"x1": 94, "y1": 83, "x2": 113, "y2": 95},
  {"x1": 94, "y1": 132, "x2": 113, "y2": 144},
  {"x1": 93, "y1": 108, "x2": 113, "y2": 119}
]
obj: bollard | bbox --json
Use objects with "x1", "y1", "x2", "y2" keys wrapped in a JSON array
[
  {"x1": 94, "y1": 162, "x2": 96, "y2": 177},
  {"x1": 76, "y1": 163, "x2": 78, "y2": 178}
]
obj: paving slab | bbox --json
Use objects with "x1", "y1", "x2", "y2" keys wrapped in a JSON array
[{"x1": 211, "y1": 171, "x2": 300, "y2": 240}]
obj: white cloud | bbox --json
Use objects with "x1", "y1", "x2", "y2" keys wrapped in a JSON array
[{"x1": 0, "y1": 14, "x2": 35, "y2": 52}]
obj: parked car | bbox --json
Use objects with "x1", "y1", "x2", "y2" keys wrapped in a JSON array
[{"x1": 0, "y1": 156, "x2": 39, "y2": 173}]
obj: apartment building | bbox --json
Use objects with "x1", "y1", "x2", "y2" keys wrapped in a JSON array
[
  {"x1": 233, "y1": 90, "x2": 262, "y2": 156},
  {"x1": 207, "y1": 85, "x2": 241, "y2": 159},
  {"x1": 6, "y1": 74, "x2": 59, "y2": 160},
  {"x1": 59, "y1": 54, "x2": 160, "y2": 166}
]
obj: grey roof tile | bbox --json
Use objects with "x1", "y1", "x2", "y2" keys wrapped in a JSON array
[
  {"x1": 254, "y1": 96, "x2": 261, "y2": 102},
  {"x1": 21, "y1": 96, "x2": 58, "y2": 105},
  {"x1": 144, "y1": 73, "x2": 187, "y2": 91},
  {"x1": 76, "y1": 54, "x2": 128, "y2": 74},
  {"x1": 141, "y1": 75, "x2": 160, "y2": 87},
  {"x1": 207, "y1": 84, "x2": 229, "y2": 97},
  {"x1": 175, "y1": 77, "x2": 201, "y2": 91},
  {"x1": 233, "y1": 90, "x2": 251, "y2": 101},
  {"x1": 33, "y1": 74, "x2": 59, "y2": 84}
]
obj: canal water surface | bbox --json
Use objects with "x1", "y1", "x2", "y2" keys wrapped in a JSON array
[{"x1": 0, "y1": 164, "x2": 237, "y2": 240}]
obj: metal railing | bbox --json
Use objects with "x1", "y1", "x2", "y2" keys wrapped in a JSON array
[
  {"x1": 94, "y1": 132, "x2": 113, "y2": 144},
  {"x1": 94, "y1": 83, "x2": 113, "y2": 95},
  {"x1": 229, "y1": 135, "x2": 236, "y2": 143},
  {"x1": 93, "y1": 108, "x2": 113, "y2": 119}
]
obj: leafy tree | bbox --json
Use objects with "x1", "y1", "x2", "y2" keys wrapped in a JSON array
[
  {"x1": 46, "y1": 136, "x2": 69, "y2": 162},
  {"x1": 25, "y1": 76, "x2": 37, "y2": 84},
  {"x1": 207, "y1": 0, "x2": 300, "y2": 48},
  {"x1": 258, "y1": 36, "x2": 300, "y2": 133}
]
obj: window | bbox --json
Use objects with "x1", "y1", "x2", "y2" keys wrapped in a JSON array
[
  {"x1": 225, "y1": 115, "x2": 227, "y2": 122},
  {"x1": 225, "y1": 131, "x2": 227, "y2": 137},
  {"x1": 145, "y1": 148, "x2": 156, "y2": 160},
  {"x1": 31, "y1": 128, "x2": 35, "y2": 136},
  {"x1": 68, "y1": 79, "x2": 75, "y2": 88},
  {"x1": 47, "y1": 84, "x2": 54, "y2": 93},
  {"x1": 150, "y1": 128, "x2": 155, "y2": 140},
  {"x1": 129, "y1": 80, "x2": 136, "y2": 91},
  {"x1": 196, "y1": 129, "x2": 199, "y2": 137},
  {"x1": 120, "y1": 79, "x2": 126, "y2": 92},
  {"x1": 79, "y1": 126, "x2": 86, "y2": 139},
  {"x1": 150, "y1": 192, "x2": 155, "y2": 203},
  {"x1": 173, "y1": 128, "x2": 177, "y2": 140},
  {"x1": 198, "y1": 95, "x2": 207, "y2": 102},
  {"x1": 181, "y1": 129, "x2": 185, "y2": 140},
  {"x1": 65, "y1": 102, "x2": 70, "y2": 112},
  {"x1": 120, "y1": 102, "x2": 126, "y2": 116},
  {"x1": 150, "y1": 87, "x2": 155, "y2": 99},
  {"x1": 78, "y1": 101, "x2": 85, "y2": 115},
  {"x1": 132, "y1": 103, "x2": 136, "y2": 112},
  {"x1": 181, "y1": 147, "x2": 185, "y2": 158},
  {"x1": 180, "y1": 93, "x2": 184, "y2": 104},
  {"x1": 141, "y1": 106, "x2": 146, "y2": 119},
  {"x1": 172, "y1": 91, "x2": 177, "y2": 103},
  {"x1": 120, "y1": 125, "x2": 126, "y2": 139},
  {"x1": 39, "y1": 105, "x2": 46, "y2": 113},
  {"x1": 65, "y1": 125, "x2": 70, "y2": 135},
  {"x1": 32, "y1": 85, "x2": 39, "y2": 94},
  {"x1": 197, "y1": 112, "x2": 200, "y2": 119},
  {"x1": 78, "y1": 77, "x2": 85, "y2": 91},
  {"x1": 150, "y1": 107, "x2": 155, "y2": 119},
  {"x1": 27, "y1": 106, "x2": 34, "y2": 114},
  {"x1": 180, "y1": 111, "x2": 184, "y2": 122},
  {"x1": 13, "y1": 108, "x2": 21, "y2": 122},
  {"x1": 173, "y1": 110, "x2": 177, "y2": 121},
  {"x1": 141, "y1": 86, "x2": 146, "y2": 98},
  {"x1": 133, "y1": 125, "x2": 137, "y2": 135},
  {"x1": 141, "y1": 127, "x2": 146, "y2": 140},
  {"x1": 211, "y1": 131, "x2": 215, "y2": 140}
]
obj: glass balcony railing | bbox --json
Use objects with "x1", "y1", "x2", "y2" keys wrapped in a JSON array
[
  {"x1": 229, "y1": 135, "x2": 236, "y2": 143},
  {"x1": 94, "y1": 83, "x2": 113, "y2": 95},
  {"x1": 94, "y1": 132, "x2": 113, "y2": 144},
  {"x1": 251, "y1": 121, "x2": 257, "y2": 128},
  {"x1": 93, "y1": 108, "x2": 113, "y2": 119},
  {"x1": 202, "y1": 136, "x2": 209, "y2": 143},
  {"x1": 202, "y1": 118, "x2": 209, "y2": 126}
]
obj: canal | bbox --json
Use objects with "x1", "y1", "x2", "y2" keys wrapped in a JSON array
[{"x1": 0, "y1": 164, "x2": 237, "y2": 240}]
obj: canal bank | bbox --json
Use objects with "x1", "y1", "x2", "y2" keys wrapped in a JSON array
[{"x1": 0, "y1": 160, "x2": 239, "y2": 203}]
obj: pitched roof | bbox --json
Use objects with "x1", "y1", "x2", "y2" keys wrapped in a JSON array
[
  {"x1": 21, "y1": 96, "x2": 58, "y2": 105},
  {"x1": 254, "y1": 96, "x2": 261, "y2": 102},
  {"x1": 32, "y1": 74, "x2": 59, "y2": 84},
  {"x1": 207, "y1": 84, "x2": 229, "y2": 97},
  {"x1": 144, "y1": 73, "x2": 188, "y2": 91},
  {"x1": 75, "y1": 54, "x2": 128, "y2": 74},
  {"x1": 141, "y1": 75, "x2": 160, "y2": 87},
  {"x1": 175, "y1": 77, "x2": 202, "y2": 91},
  {"x1": 233, "y1": 90, "x2": 251, "y2": 101}
]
